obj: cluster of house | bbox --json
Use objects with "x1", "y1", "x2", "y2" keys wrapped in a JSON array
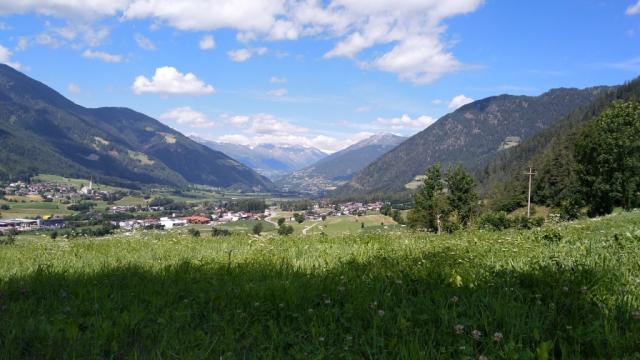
[
  {"x1": 0, "y1": 217, "x2": 65, "y2": 234},
  {"x1": 3, "y1": 180, "x2": 113, "y2": 201},
  {"x1": 335, "y1": 202, "x2": 384, "y2": 215},
  {"x1": 114, "y1": 210, "x2": 270, "y2": 230}
]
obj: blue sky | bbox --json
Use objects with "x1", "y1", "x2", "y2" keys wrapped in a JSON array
[{"x1": 0, "y1": 0, "x2": 639, "y2": 152}]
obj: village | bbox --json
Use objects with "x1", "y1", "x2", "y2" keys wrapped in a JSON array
[{"x1": 0, "y1": 183, "x2": 389, "y2": 235}]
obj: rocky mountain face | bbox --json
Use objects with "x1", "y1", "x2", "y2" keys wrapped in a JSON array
[{"x1": 0, "y1": 64, "x2": 273, "y2": 190}]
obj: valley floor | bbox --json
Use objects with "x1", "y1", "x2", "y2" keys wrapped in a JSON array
[{"x1": 0, "y1": 212, "x2": 639, "y2": 358}]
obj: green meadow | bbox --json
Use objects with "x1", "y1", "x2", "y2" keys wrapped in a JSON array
[{"x1": 0, "y1": 212, "x2": 639, "y2": 358}]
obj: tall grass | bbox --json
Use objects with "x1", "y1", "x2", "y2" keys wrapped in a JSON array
[{"x1": 0, "y1": 212, "x2": 639, "y2": 358}]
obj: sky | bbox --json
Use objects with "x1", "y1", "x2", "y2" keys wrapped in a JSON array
[{"x1": 0, "y1": 0, "x2": 639, "y2": 153}]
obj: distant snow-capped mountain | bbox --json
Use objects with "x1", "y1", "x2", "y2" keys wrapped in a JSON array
[{"x1": 191, "y1": 136, "x2": 327, "y2": 179}]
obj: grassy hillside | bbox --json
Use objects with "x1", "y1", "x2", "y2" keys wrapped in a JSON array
[
  {"x1": 335, "y1": 86, "x2": 612, "y2": 196},
  {"x1": 0, "y1": 65, "x2": 273, "y2": 190},
  {"x1": 1, "y1": 212, "x2": 639, "y2": 358}
]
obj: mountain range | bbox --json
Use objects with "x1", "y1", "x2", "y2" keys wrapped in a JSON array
[
  {"x1": 191, "y1": 138, "x2": 326, "y2": 179},
  {"x1": 333, "y1": 86, "x2": 612, "y2": 197},
  {"x1": 277, "y1": 133, "x2": 406, "y2": 194},
  {"x1": 0, "y1": 64, "x2": 273, "y2": 190}
]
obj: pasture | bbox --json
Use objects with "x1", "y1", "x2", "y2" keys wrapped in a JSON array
[{"x1": 0, "y1": 212, "x2": 639, "y2": 358}]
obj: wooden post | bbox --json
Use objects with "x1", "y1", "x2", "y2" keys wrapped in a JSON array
[{"x1": 524, "y1": 167, "x2": 536, "y2": 218}]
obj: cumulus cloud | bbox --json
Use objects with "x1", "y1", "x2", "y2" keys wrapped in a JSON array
[
  {"x1": 448, "y1": 94, "x2": 474, "y2": 110},
  {"x1": 82, "y1": 49, "x2": 123, "y2": 63},
  {"x1": 135, "y1": 33, "x2": 155, "y2": 50},
  {"x1": 270, "y1": 76, "x2": 286, "y2": 83},
  {"x1": 223, "y1": 114, "x2": 251, "y2": 127},
  {"x1": 3, "y1": 0, "x2": 483, "y2": 84},
  {"x1": 0, "y1": 0, "x2": 129, "y2": 19},
  {"x1": 67, "y1": 83, "x2": 81, "y2": 94},
  {"x1": 0, "y1": 44, "x2": 22, "y2": 70},
  {"x1": 227, "y1": 47, "x2": 267, "y2": 62},
  {"x1": 198, "y1": 34, "x2": 215, "y2": 50},
  {"x1": 627, "y1": 0, "x2": 640, "y2": 15},
  {"x1": 376, "y1": 114, "x2": 436, "y2": 130},
  {"x1": 267, "y1": 88, "x2": 288, "y2": 97},
  {"x1": 132, "y1": 66, "x2": 215, "y2": 95},
  {"x1": 160, "y1": 106, "x2": 215, "y2": 128}
]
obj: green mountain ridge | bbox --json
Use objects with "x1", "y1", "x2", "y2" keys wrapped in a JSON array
[
  {"x1": 333, "y1": 86, "x2": 612, "y2": 197},
  {"x1": 0, "y1": 64, "x2": 273, "y2": 190}
]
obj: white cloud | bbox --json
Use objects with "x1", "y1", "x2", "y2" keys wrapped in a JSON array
[
  {"x1": 448, "y1": 94, "x2": 474, "y2": 110},
  {"x1": 247, "y1": 113, "x2": 307, "y2": 135},
  {"x1": 67, "y1": 83, "x2": 81, "y2": 94},
  {"x1": 627, "y1": 0, "x2": 640, "y2": 15},
  {"x1": 432, "y1": 99, "x2": 445, "y2": 105},
  {"x1": 198, "y1": 34, "x2": 215, "y2": 50},
  {"x1": 227, "y1": 115, "x2": 251, "y2": 126},
  {"x1": 0, "y1": 44, "x2": 22, "y2": 70},
  {"x1": 82, "y1": 49, "x2": 123, "y2": 63},
  {"x1": 267, "y1": 88, "x2": 288, "y2": 97},
  {"x1": 376, "y1": 114, "x2": 436, "y2": 130},
  {"x1": 217, "y1": 134, "x2": 251, "y2": 145},
  {"x1": 132, "y1": 66, "x2": 215, "y2": 95},
  {"x1": 355, "y1": 105, "x2": 371, "y2": 113},
  {"x1": 2, "y1": 0, "x2": 483, "y2": 84},
  {"x1": 160, "y1": 106, "x2": 215, "y2": 128},
  {"x1": 0, "y1": 0, "x2": 129, "y2": 19},
  {"x1": 270, "y1": 76, "x2": 286, "y2": 83},
  {"x1": 227, "y1": 47, "x2": 267, "y2": 62},
  {"x1": 135, "y1": 33, "x2": 155, "y2": 50}
]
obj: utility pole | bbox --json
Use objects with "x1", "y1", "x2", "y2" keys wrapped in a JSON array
[{"x1": 524, "y1": 167, "x2": 536, "y2": 218}]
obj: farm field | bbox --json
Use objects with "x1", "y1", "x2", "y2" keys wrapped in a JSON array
[{"x1": 0, "y1": 212, "x2": 639, "y2": 358}]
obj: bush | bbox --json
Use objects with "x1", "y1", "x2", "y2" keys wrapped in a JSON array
[
  {"x1": 535, "y1": 228, "x2": 563, "y2": 243},
  {"x1": 188, "y1": 228, "x2": 201, "y2": 238},
  {"x1": 512, "y1": 215, "x2": 545, "y2": 230},
  {"x1": 212, "y1": 227, "x2": 231, "y2": 237},
  {"x1": 478, "y1": 211, "x2": 511, "y2": 231},
  {"x1": 293, "y1": 213, "x2": 305, "y2": 224},
  {"x1": 50, "y1": 230, "x2": 58, "y2": 240},
  {"x1": 277, "y1": 218, "x2": 286, "y2": 227},
  {"x1": 277, "y1": 224, "x2": 294, "y2": 236},
  {"x1": 0, "y1": 204, "x2": 10, "y2": 210},
  {"x1": 252, "y1": 222, "x2": 263, "y2": 235},
  {"x1": 0, "y1": 228, "x2": 17, "y2": 245},
  {"x1": 559, "y1": 198, "x2": 582, "y2": 221}
]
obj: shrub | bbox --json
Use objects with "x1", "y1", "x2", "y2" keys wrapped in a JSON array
[
  {"x1": 293, "y1": 213, "x2": 305, "y2": 224},
  {"x1": 49, "y1": 230, "x2": 58, "y2": 240},
  {"x1": 512, "y1": 215, "x2": 545, "y2": 230},
  {"x1": 478, "y1": 211, "x2": 511, "y2": 231},
  {"x1": 212, "y1": 227, "x2": 231, "y2": 237},
  {"x1": 252, "y1": 222, "x2": 263, "y2": 235},
  {"x1": 188, "y1": 228, "x2": 201, "y2": 238},
  {"x1": 559, "y1": 198, "x2": 582, "y2": 221},
  {"x1": 0, "y1": 204, "x2": 10, "y2": 210},
  {"x1": 277, "y1": 224, "x2": 294, "y2": 236},
  {"x1": 535, "y1": 228, "x2": 563, "y2": 243},
  {"x1": 0, "y1": 228, "x2": 17, "y2": 245},
  {"x1": 277, "y1": 218, "x2": 286, "y2": 227}
]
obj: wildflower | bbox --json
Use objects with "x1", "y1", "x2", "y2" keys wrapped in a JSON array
[
  {"x1": 378, "y1": 309, "x2": 385, "y2": 317},
  {"x1": 632, "y1": 311, "x2": 640, "y2": 320},
  {"x1": 581, "y1": 286, "x2": 587, "y2": 294},
  {"x1": 324, "y1": 299, "x2": 331, "y2": 304},
  {"x1": 319, "y1": 337, "x2": 325, "y2": 342},
  {"x1": 279, "y1": 303, "x2": 284, "y2": 308},
  {"x1": 493, "y1": 332, "x2": 503, "y2": 342},
  {"x1": 254, "y1": 302, "x2": 260, "y2": 307},
  {"x1": 471, "y1": 329, "x2": 482, "y2": 340},
  {"x1": 562, "y1": 286, "x2": 569, "y2": 292},
  {"x1": 338, "y1": 286, "x2": 345, "y2": 291},
  {"x1": 479, "y1": 356, "x2": 489, "y2": 360},
  {"x1": 454, "y1": 324, "x2": 465, "y2": 335},
  {"x1": 308, "y1": 308, "x2": 314, "y2": 313},
  {"x1": 451, "y1": 296, "x2": 459, "y2": 304}
]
